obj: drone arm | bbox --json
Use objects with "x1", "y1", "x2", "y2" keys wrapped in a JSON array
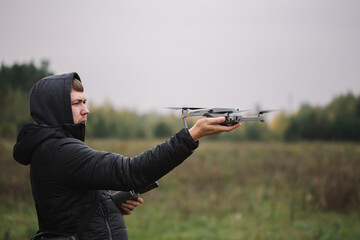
[{"x1": 240, "y1": 116, "x2": 265, "y2": 122}]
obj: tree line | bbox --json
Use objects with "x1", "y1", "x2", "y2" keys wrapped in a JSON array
[
  {"x1": 1, "y1": 61, "x2": 359, "y2": 141},
  {"x1": 272, "y1": 93, "x2": 360, "y2": 141}
]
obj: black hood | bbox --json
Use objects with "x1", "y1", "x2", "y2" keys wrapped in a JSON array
[
  {"x1": 13, "y1": 123, "x2": 60, "y2": 165},
  {"x1": 13, "y1": 72, "x2": 85, "y2": 165},
  {"x1": 30, "y1": 72, "x2": 81, "y2": 126}
]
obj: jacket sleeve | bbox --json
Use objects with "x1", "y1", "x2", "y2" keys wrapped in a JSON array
[{"x1": 54, "y1": 128, "x2": 199, "y2": 191}]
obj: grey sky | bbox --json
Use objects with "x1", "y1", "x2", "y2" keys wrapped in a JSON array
[{"x1": 1, "y1": 0, "x2": 359, "y2": 114}]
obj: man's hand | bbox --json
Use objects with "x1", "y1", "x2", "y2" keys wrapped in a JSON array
[
  {"x1": 119, "y1": 197, "x2": 144, "y2": 215},
  {"x1": 188, "y1": 117, "x2": 241, "y2": 142}
]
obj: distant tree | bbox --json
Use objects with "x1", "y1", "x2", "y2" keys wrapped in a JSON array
[
  {"x1": 153, "y1": 122, "x2": 172, "y2": 138},
  {"x1": 270, "y1": 112, "x2": 290, "y2": 140},
  {"x1": 0, "y1": 60, "x2": 52, "y2": 137},
  {"x1": 324, "y1": 93, "x2": 360, "y2": 140}
]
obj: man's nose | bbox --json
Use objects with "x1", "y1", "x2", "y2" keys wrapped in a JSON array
[{"x1": 82, "y1": 106, "x2": 90, "y2": 115}]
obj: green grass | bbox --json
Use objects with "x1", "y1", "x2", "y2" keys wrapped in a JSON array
[{"x1": 1, "y1": 138, "x2": 360, "y2": 239}]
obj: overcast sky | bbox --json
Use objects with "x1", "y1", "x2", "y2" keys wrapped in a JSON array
[{"x1": 1, "y1": 0, "x2": 359, "y2": 115}]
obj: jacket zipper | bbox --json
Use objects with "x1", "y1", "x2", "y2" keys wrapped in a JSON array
[{"x1": 100, "y1": 202, "x2": 113, "y2": 240}]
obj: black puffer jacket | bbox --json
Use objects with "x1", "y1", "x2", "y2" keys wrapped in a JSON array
[{"x1": 13, "y1": 72, "x2": 198, "y2": 239}]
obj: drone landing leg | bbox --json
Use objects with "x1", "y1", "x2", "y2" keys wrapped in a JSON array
[{"x1": 182, "y1": 115, "x2": 188, "y2": 129}]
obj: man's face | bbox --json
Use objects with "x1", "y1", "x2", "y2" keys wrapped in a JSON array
[{"x1": 71, "y1": 90, "x2": 89, "y2": 124}]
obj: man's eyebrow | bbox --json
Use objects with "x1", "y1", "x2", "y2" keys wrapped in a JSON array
[{"x1": 72, "y1": 98, "x2": 87, "y2": 103}]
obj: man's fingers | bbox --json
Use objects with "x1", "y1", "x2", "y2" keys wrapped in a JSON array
[
  {"x1": 208, "y1": 117, "x2": 226, "y2": 124},
  {"x1": 118, "y1": 198, "x2": 143, "y2": 215},
  {"x1": 120, "y1": 198, "x2": 143, "y2": 210},
  {"x1": 120, "y1": 207, "x2": 133, "y2": 215},
  {"x1": 224, "y1": 123, "x2": 241, "y2": 131},
  {"x1": 207, "y1": 117, "x2": 241, "y2": 129},
  {"x1": 122, "y1": 200, "x2": 139, "y2": 208},
  {"x1": 214, "y1": 123, "x2": 241, "y2": 132}
]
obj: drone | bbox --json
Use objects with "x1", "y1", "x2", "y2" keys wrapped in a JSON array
[{"x1": 166, "y1": 107, "x2": 275, "y2": 128}]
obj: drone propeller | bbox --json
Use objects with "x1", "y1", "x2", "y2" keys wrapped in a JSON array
[
  {"x1": 258, "y1": 110, "x2": 277, "y2": 115},
  {"x1": 165, "y1": 107, "x2": 205, "y2": 110},
  {"x1": 232, "y1": 109, "x2": 250, "y2": 114}
]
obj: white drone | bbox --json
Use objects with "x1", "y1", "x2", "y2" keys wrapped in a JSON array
[{"x1": 166, "y1": 107, "x2": 275, "y2": 128}]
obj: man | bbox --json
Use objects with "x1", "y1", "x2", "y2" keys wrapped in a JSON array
[{"x1": 13, "y1": 72, "x2": 240, "y2": 240}]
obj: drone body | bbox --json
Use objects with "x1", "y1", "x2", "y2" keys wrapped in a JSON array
[{"x1": 167, "y1": 107, "x2": 274, "y2": 128}]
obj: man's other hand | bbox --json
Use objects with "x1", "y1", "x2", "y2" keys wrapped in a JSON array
[{"x1": 119, "y1": 197, "x2": 144, "y2": 215}]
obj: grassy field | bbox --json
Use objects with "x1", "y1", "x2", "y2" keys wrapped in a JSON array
[{"x1": 1, "y1": 138, "x2": 360, "y2": 240}]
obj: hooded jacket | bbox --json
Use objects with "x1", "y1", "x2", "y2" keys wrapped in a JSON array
[{"x1": 13, "y1": 72, "x2": 199, "y2": 240}]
